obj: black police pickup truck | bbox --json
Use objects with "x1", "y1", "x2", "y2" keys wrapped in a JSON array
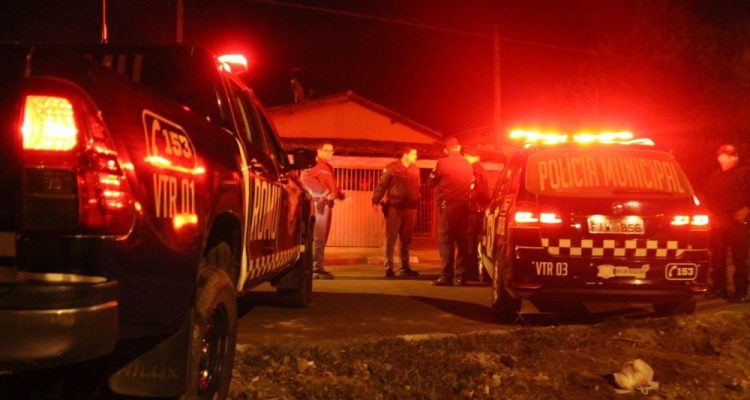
[
  {"x1": 0, "y1": 44, "x2": 315, "y2": 399},
  {"x1": 479, "y1": 132, "x2": 709, "y2": 322}
]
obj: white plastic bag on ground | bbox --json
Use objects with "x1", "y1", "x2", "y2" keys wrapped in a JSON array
[{"x1": 613, "y1": 359, "x2": 660, "y2": 394}]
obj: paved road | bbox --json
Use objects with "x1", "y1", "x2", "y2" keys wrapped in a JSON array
[{"x1": 236, "y1": 260, "x2": 745, "y2": 346}]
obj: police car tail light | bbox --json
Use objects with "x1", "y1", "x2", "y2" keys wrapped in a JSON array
[
  {"x1": 512, "y1": 204, "x2": 562, "y2": 225},
  {"x1": 540, "y1": 212, "x2": 563, "y2": 224},
  {"x1": 21, "y1": 95, "x2": 78, "y2": 151},
  {"x1": 20, "y1": 83, "x2": 134, "y2": 236},
  {"x1": 670, "y1": 214, "x2": 709, "y2": 230},
  {"x1": 514, "y1": 210, "x2": 538, "y2": 224},
  {"x1": 670, "y1": 215, "x2": 690, "y2": 226}
]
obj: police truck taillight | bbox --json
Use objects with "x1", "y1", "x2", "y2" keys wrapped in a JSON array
[
  {"x1": 21, "y1": 95, "x2": 78, "y2": 151},
  {"x1": 670, "y1": 214, "x2": 709, "y2": 230},
  {"x1": 511, "y1": 202, "x2": 563, "y2": 226},
  {"x1": 20, "y1": 78, "x2": 135, "y2": 236}
]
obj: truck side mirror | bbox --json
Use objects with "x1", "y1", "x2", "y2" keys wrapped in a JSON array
[{"x1": 287, "y1": 148, "x2": 317, "y2": 170}]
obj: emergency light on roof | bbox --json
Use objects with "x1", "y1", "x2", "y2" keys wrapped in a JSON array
[
  {"x1": 509, "y1": 129, "x2": 654, "y2": 146},
  {"x1": 217, "y1": 54, "x2": 248, "y2": 73}
]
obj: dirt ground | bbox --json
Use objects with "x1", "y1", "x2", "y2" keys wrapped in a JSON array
[{"x1": 228, "y1": 310, "x2": 750, "y2": 399}]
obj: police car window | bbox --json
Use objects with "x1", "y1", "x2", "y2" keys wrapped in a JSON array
[
  {"x1": 492, "y1": 166, "x2": 514, "y2": 198},
  {"x1": 224, "y1": 78, "x2": 265, "y2": 146},
  {"x1": 524, "y1": 148, "x2": 695, "y2": 198},
  {"x1": 136, "y1": 52, "x2": 221, "y2": 123},
  {"x1": 257, "y1": 110, "x2": 290, "y2": 170}
]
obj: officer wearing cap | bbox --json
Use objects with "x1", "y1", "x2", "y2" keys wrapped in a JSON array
[
  {"x1": 463, "y1": 145, "x2": 491, "y2": 282},
  {"x1": 703, "y1": 144, "x2": 750, "y2": 302},
  {"x1": 430, "y1": 137, "x2": 474, "y2": 286}
]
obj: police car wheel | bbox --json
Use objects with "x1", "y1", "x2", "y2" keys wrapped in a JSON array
[
  {"x1": 277, "y1": 221, "x2": 314, "y2": 308},
  {"x1": 184, "y1": 266, "x2": 237, "y2": 400},
  {"x1": 653, "y1": 300, "x2": 695, "y2": 316},
  {"x1": 490, "y1": 252, "x2": 521, "y2": 323}
]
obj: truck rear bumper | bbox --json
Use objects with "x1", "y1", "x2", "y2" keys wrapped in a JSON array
[{"x1": 0, "y1": 271, "x2": 118, "y2": 371}]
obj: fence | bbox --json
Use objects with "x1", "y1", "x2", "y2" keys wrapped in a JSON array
[{"x1": 328, "y1": 167, "x2": 435, "y2": 247}]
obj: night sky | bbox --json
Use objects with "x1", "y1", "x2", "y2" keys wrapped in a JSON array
[{"x1": 2, "y1": 0, "x2": 749, "y2": 156}]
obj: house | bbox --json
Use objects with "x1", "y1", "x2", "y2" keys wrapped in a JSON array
[{"x1": 268, "y1": 91, "x2": 503, "y2": 248}]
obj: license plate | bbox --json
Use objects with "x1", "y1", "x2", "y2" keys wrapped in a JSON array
[{"x1": 587, "y1": 216, "x2": 644, "y2": 234}]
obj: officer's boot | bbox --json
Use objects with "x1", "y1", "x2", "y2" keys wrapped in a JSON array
[
  {"x1": 384, "y1": 261, "x2": 395, "y2": 278},
  {"x1": 398, "y1": 257, "x2": 419, "y2": 277}
]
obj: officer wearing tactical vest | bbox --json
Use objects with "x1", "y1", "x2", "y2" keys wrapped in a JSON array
[{"x1": 372, "y1": 146, "x2": 421, "y2": 278}]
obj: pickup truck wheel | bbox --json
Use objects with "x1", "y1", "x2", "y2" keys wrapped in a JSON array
[
  {"x1": 184, "y1": 267, "x2": 237, "y2": 400},
  {"x1": 490, "y1": 252, "x2": 521, "y2": 323},
  {"x1": 653, "y1": 300, "x2": 695, "y2": 316},
  {"x1": 277, "y1": 222, "x2": 314, "y2": 308}
]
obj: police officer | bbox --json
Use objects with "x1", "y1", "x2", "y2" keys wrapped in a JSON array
[
  {"x1": 430, "y1": 137, "x2": 474, "y2": 286},
  {"x1": 703, "y1": 144, "x2": 750, "y2": 302},
  {"x1": 462, "y1": 146, "x2": 490, "y2": 282},
  {"x1": 301, "y1": 142, "x2": 345, "y2": 279},
  {"x1": 372, "y1": 146, "x2": 421, "y2": 278}
]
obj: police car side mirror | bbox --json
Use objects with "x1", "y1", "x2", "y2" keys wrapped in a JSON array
[{"x1": 288, "y1": 147, "x2": 317, "y2": 170}]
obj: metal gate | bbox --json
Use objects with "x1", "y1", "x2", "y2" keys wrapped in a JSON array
[{"x1": 328, "y1": 167, "x2": 434, "y2": 247}]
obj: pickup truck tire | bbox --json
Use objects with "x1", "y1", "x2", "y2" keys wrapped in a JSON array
[
  {"x1": 277, "y1": 221, "x2": 314, "y2": 308},
  {"x1": 184, "y1": 266, "x2": 237, "y2": 400},
  {"x1": 490, "y1": 250, "x2": 521, "y2": 324}
]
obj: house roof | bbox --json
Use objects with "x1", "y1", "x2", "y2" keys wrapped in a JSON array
[{"x1": 267, "y1": 90, "x2": 443, "y2": 141}]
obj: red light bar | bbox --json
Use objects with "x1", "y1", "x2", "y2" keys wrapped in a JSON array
[
  {"x1": 510, "y1": 129, "x2": 653, "y2": 146},
  {"x1": 218, "y1": 54, "x2": 248, "y2": 73}
]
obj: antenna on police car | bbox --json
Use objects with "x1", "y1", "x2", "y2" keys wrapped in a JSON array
[{"x1": 101, "y1": 0, "x2": 109, "y2": 44}]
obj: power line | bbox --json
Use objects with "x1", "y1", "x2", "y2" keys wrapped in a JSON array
[{"x1": 247, "y1": 0, "x2": 596, "y2": 55}]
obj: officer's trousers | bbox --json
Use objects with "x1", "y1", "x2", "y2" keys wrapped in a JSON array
[
  {"x1": 312, "y1": 200, "x2": 333, "y2": 272},
  {"x1": 384, "y1": 206, "x2": 417, "y2": 269},
  {"x1": 712, "y1": 222, "x2": 749, "y2": 297},
  {"x1": 464, "y1": 209, "x2": 484, "y2": 281},
  {"x1": 437, "y1": 201, "x2": 469, "y2": 279}
]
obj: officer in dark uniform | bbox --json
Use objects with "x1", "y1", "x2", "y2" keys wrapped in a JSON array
[
  {"x1": 301, "y1": 142, "x2": 345, "y2": 279},
  {"x1": 430, "y1": 137, "x2": 474, "y2": 286},
  {"x1": 372, "y1": 146, "x2": 421, "y2": 278},
  {"x1": 703, "y1": 144, "x2": 750, "y2": 302},
  {"x1": 462, "y1": 146, "x2": 490, "y2": 282}
]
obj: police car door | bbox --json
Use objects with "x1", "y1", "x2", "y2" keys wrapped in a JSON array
[
  {"x1": 222, "y1": 77, "x2": 281, "y2": 285},
  {"x1": 252, "y1": 102, "x2": 302, "y2": 273}
]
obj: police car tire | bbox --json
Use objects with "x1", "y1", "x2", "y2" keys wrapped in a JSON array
[
  {"x1": 277, "y1": 221, "x2": 314, "y2": 308},
  {"x1": 183, "y1": 266, "x2": 237, "y2": 400},
  {"x1": 653, "y1": 300, "x2": 695, "y2": 316},
  {"x1": 490, "y1": 252, "x2": 521, "y2": 323}
]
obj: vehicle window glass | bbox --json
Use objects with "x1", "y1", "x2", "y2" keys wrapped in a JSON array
[
  {"x1": 525, "y1": 148, "x2": 694, "y2": 198},
  {"x1": 137, "y1": 52, "x2": 221, "y2": 123},
  {"x1": 492, "y1": 166, "x2": 513, "y2": 198},
  {"x1": 224, "y1": 78, "x2": 265, "y2": 146},
  {"x1": 256, "y1": 109, "x2": 290, "y2": 170}
]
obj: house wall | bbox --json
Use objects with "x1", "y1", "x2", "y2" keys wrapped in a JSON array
[{"x1": 325, "y1": 156, "x2": 503, "y2": 249}]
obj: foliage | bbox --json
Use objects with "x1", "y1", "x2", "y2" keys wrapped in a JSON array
[{"x1": 230, "y1": 310, "x2": 750, "y2": 399}]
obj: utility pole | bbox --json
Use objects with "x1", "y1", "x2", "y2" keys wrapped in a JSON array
[
  {"x1": 493, "y1": 24, "x2": 501, "y2": 149},
  {"x1": 101, "y1": 0, "x2": 109, "y2": 44},
  {"x1": 176, "y1": 0, "x2": 184, "y2": 43}
]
